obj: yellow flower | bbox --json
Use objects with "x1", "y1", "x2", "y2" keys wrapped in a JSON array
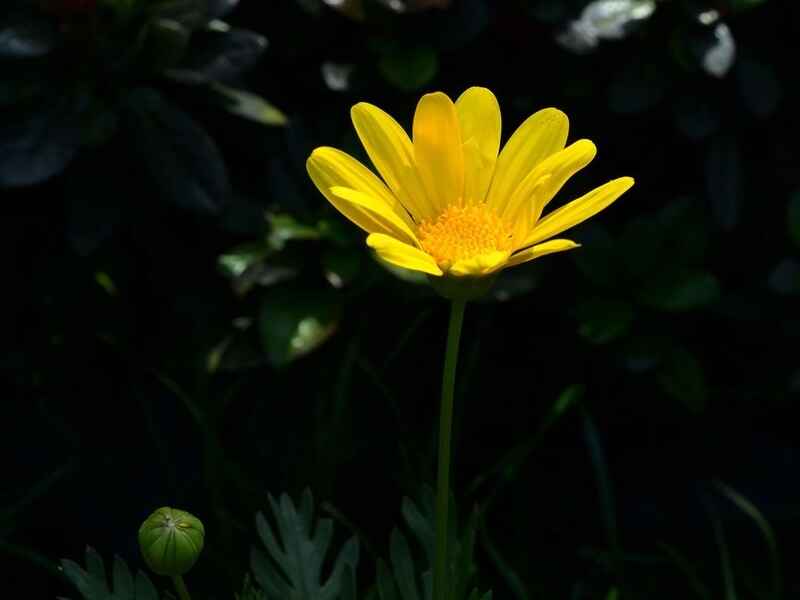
[{"x1": 306, "y1": 87, "x2": 634, "y2": 279}]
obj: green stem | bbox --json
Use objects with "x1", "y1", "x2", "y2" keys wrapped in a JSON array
[
  {"x1": 172, "y1": 575, "x2": 191, "y2": 600},
  {"x1": 432, "y1": 299, "x2": 466, "y2": 600}
]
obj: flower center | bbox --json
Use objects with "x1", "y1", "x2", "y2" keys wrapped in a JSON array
[{"x1": 418, "y1": 204, "x2": 513, "y2": 266}]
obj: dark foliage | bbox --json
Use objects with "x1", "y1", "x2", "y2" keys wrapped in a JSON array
[{"x1": 4, "y1": 0, "x2": 800, "y2": 598}]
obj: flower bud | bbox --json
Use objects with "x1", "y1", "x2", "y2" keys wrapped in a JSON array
[{"x1": 138, "y1": 507, "x2": 205, "y2": 576}]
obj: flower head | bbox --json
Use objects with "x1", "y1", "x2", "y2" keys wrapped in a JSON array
[{"x1": 307, "y1": 87, "x2": 633, "y2": 280}]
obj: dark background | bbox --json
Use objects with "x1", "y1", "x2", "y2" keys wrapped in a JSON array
[{"x1": 4, "y1": 0, "x2": 800, "y2": 598}]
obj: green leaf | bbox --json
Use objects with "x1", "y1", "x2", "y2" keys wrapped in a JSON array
[
  {"x1": 788, "y1": 190, "x2": 800, "y2": 247},
  {"x1": 250, "y1": 489, "x2": 359, "y2": 600},
  {"x1": 768, "y1": 259, "x2": 800, "y2": 296},
  {"x1": 258, "y1": 286, "x2": 340, "y2": 367},
  {"x1": 638, "y1": 270, "x2": 720, "y2": 312},
  {"x1": 378, "y1": 489, "x2": 489, "y2": 600},
  {"x1": 378, "y1": 45, "x2": 438, "y2": 92},
  {"x1": 574, "y1": 298, "x2": 634, "y2": 345},
  {"x1": 210, "y1": 83, "x2": 288, "y2": 126},
  {"x1": 657, "y1": 347, "x2": 707, "y2": 412},
  {"x1": 124, "y1": 88, "x2": 229, "y2": 214},
  {"x1": 60, "y1": 549, "x2": 159, "y2": 600}
]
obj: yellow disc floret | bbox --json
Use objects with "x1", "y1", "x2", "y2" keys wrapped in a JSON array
[{"x1": 418, "y1": 204, "x2": 513, "y2": 267}]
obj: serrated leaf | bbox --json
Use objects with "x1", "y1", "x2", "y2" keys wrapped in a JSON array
[
  {"x1": 124, "y1": 87, "x2": 229, "y2": 214},
  {"x1": 250, "y1": 490, "x2": 359, "y2": 600},
  {"x1": 60, "y1": 549, "x2": 160, "y2": 600}
]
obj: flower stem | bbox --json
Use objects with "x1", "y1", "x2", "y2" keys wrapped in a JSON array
[
  {"x1": 171, "y1": 575, "x2": 191, "y2": 600},
  {"x1": 432, "y1": 298, "x2": 466, "y2": 600}
]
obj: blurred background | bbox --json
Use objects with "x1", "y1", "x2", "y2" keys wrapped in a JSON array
[{"x1": 3, "y1": 0, "x2": 799, "y2": 597}]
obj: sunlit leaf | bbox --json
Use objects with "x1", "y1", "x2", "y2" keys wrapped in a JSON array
[
  {"x1": 258, "y1": 286, "x2": 340, "y2": 367},
  {"x1": 210, "y1": 84, "x2": 288, "y2": 126},
  {"x1": 556, "y1": 0, "x2": 656, "y2": 54}
]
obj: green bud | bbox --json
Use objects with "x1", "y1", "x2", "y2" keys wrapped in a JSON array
[{"x1": 138, "y1": 507, "x2": 205, "y2": 576}]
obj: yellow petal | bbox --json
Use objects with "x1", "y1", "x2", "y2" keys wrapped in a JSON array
[
  {"x1": 412, "y1": 92, "x2": 464, "y2": 214},
  {"x1": 504, "y1": 139, "x2": 597, "y2": 245},
  {"x1": 525, "y1": 177, "x2": 635, "y2": 246},
  {"x1": 351, "y1": 102, "x2": 433, "y2": 221},
  {"x1": 307, "y1": 147, "x2": 412, "y2": 219},
  {"x1": 329, "y1": 186, "x2": 419, "y2": 246},
  {"x1": 307, "y1": 148, "x2": 415, "y2": 240},
  {"x1": 455, "y1": 87, "x2": 501, "y2": 205},
  {"x1": 367, "y1": 233, "x2": 443, "y2": 276},
  {"x1": 448, "y1": 250, "x2": 510, "y2": 277},
  {"x1": 487, "y1": 107, "x2": 568, "y2": 214},
  {"x1": 504, "y1": 239, "x2": 580, "y2": 269}
]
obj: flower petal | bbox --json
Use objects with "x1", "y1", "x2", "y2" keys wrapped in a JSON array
[
  {"x1": 351, "y1": 102, "x2": 433, "y2": 221},
  {"x1": 367, "y1": 233, "x2": 443, "y2": 276},
  {"x1": 503, "y1": 139, "x2": 597, "y2": 245},
  {"x1": 455, "y1": 87, "x2": 501, "y2": 205},
  {"x1": 504, "y1": 239, "x2": 580, "y2": 269},
  {"x1": 307, "y1": 148, "x2": 415, "y2": 240},
  {"x1": 487, "y1": 107, "x2": 568, "y2": 214},
  {"x1": 413, "y1": 92, "x2": 464, "y2": 214},
  {"x1": 329, "y1": 186, "x2": 419, "y2": 246},
  {"x1": 448, "y1": 250, "x2": 510, "y2": 277},
  {"x1": 525, "y1": 177, "x2": 635, "y2": 246}
]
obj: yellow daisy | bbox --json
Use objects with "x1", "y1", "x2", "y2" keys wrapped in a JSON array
[{"x1": 306, "y1": 87, "x2": 634, "y2": 279}]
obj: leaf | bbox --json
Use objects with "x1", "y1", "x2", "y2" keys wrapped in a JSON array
[
  {"x1": 0, "y1": 90, "x2": 86, "y2": 186},
  {"x1": 209, "y1": 83, "x2": 288, "y2": 126},
  {"x1": 788, "y1": 191, "x2": 800, "y2": 247},
  {"x1": 735, "y1": 57, "x2": 782, "y2": 118},
  {"x1": 556, "y1": 0, "x2": 656, "y2": 54},
  {"x1": 378, "y1": 489, "x2": 490, "y2": 600},
  {"x1": 124, "y1": 87, "x2": 229, "y2": 213},
  {"x1": 694, "y1": 23, "x2": 736, "y2": 78},
  {"x1": 767, "y1": 259, "x2": 800, "y2": 296},
  {"x1": 0, "y1": 13, "x2": 57, "y2": 58},
  {"x1": 378, "y1": 45, "x2": 438, "y2": 92},
  {"x1": 705, "y1": 134, "x2": 741, "y2": 230},
  {"x1": 607, "y1": 59, "x2": 667, "y2": 114},
  {"x1": 258, "y1": 286, "x2": 340, "y2": 367},
  {"x1": 250, "y1": 489, "x2": 359, "y2": 600},
  {"x1": 574, "y1": 298, "x2": 634, "y2": 345},
  {"x1": 60, "y1": 549, "x2": 159, "y2": 600},
  {"x1": 148, "y1": 0, "x2": 206, "y2": 28},
  {"x1": 656, "y1": 346, "x2": 707, "y2": 412},
  {"x1": 714, "y1": 481, "x2": 783, "y2": 600},
  {"x1": 142, "y1": 18, "x2": 192, "y2": 73},
  {"x1": 186, "y1": 26, "x2": 268, "y2": 82},
  {"x1": 208, "y1": 0, "x2": 239, "y2": 18},
  {"x1": 638, "y1": 270, "x2": 720, "y2": 312}
]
